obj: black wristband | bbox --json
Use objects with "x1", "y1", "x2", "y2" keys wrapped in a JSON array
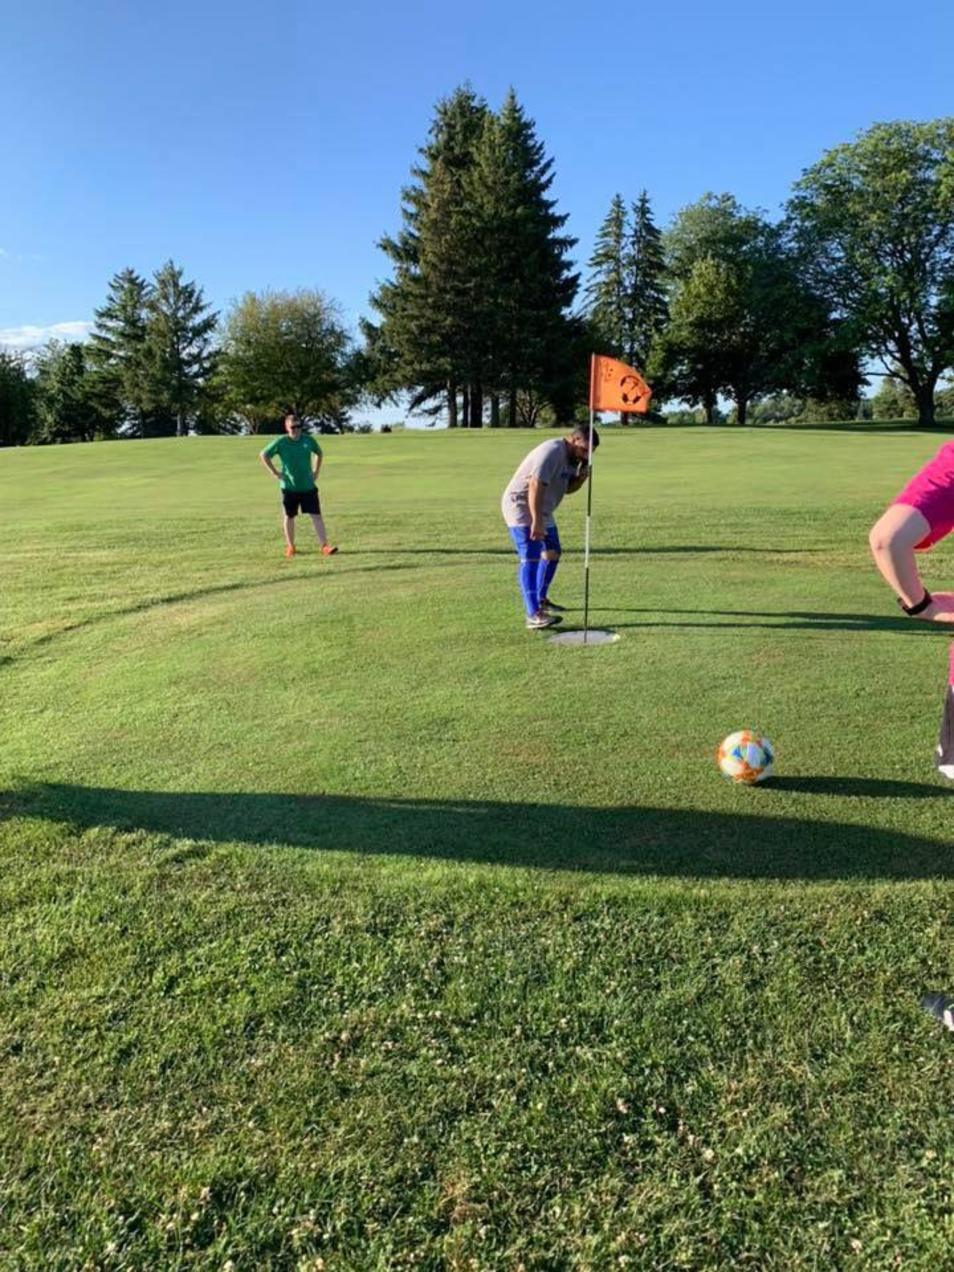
[{"x1": 899, "y1": 590, "x2": 933, "y2": 616}]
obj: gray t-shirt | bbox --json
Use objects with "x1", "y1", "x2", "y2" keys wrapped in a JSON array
[{"x1": 501, "y1": 439, "x2": 578, "y2": 527}]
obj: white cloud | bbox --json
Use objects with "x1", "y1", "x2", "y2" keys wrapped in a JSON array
[
  {"x1": 0, "y1": 247, "x2": 45, "y2": 263},
  {"x1": 0, "y1": 320, "x2": 93, "y2": 351}
]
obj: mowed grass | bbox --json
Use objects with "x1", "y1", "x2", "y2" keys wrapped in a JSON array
[{"x1": 1, "y1": 427, "x2": 952, "y2": 1269}]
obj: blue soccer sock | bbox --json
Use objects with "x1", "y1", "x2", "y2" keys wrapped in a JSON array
[
  {"x1": 508, "y1": 526, "x2": 543, "y2": 616},
  {"x1": 537, "y1": 556, "x2": 558, "y2": 600},
  {"x1": 519, "y1": 557, "x2": 541, "y2": 616}
]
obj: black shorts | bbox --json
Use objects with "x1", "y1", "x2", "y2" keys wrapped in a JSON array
[{"x1": 282, "y1": 487, "x2": 320, "y2": 517}]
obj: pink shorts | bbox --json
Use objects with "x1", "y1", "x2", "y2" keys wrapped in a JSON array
[{"x1": 893, "y1": 441, "x2": 954, "y2": 550}]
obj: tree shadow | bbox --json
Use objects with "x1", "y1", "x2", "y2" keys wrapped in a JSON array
[
  {"x1": 6, "y1": 781, "x2": 953, "y2": 881},
  {"x1": 350, "y1": 546, "x2": 824, "y2": 557},
  {"x1": 750, "y1": 421, "x2": 952, "y2": 434},
  {"x1": 4, "y1": 556, "x2": 844, "y2": 665},
  {"x1": 625, "y1": 420, "x2": 951, "y2": 434},
  {"x1": 570, "y1": 606, "x2": 943, "y2": 637},
  {"x1": 4, "y1": 560, "x2": 445, "y2": 659}
]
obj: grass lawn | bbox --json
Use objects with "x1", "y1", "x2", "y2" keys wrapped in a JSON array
[{"x1": 1, "y1": 426, "x2": 952, "y2": 1268}]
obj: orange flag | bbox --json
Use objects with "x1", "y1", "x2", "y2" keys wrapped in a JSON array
[{"x1": 589, "y1": 355, "x2": 652, "y2": 414}]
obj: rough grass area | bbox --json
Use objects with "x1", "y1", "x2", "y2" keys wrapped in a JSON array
[{"x1": 1, "y1": 428, "x2": 952, "y2": 1267}]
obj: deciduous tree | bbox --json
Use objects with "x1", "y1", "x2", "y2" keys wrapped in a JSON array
[
  {"x1": 218, "y1": 289, "x2": 355, "y2": 432},
  {"x1": 789, "y1": 119, "x2": 954, "y2": 426},
  {"x1": 655, "y1": 194, "x2": 857, "y2": 424}
]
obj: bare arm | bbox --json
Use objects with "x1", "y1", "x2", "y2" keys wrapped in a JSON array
[
  {"x1": 259, "y1": 451, "x2": 282, "y2": 480},
  {"x1": 528, "y1": 477, "x2": 547, "y2": 539},
  {"x1": 566, "y1": 463, "x2": 590, "y2": 495},
  {"x1": 869, "y1": 503, "x2": 954, "y2": 621}
]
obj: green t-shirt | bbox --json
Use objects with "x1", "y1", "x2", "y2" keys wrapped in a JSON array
[{"x1": 262, "y1": 434, "x2": 322, "y2": 492}]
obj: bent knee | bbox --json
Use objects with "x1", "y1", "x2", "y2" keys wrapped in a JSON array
[
  {"x1": 868, "y1": 519, "x2": 891, "y2": 554},
  {"x1": 542, "y1": 549, "x2": 561, "y2": 562},
  {"x1": 869, "y1": 506, "x2": 929, "y2": 554}
]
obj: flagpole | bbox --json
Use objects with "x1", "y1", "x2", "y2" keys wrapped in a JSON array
[{"x1": 583, "y1": 354, "x2": 596, "y2": 645}]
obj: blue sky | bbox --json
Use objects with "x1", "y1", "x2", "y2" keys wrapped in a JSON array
[{"x1": 1, "y1": 0, "x2": 950, "y2": 374}]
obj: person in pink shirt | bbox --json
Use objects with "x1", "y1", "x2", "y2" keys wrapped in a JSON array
[
  {"x1": 869, "y1": 442, "x2": 954, "y2": 622},
  {"x1": 869, "y1": 440, "x2": 954, "y2": 775},
  {"x1": 870, "y1": 451, "x2": 954, "y2": 1036}
]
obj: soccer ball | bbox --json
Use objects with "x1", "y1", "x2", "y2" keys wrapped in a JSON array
[{"x1": 717, "y1": 730, "x2": 774, "y2": 784}]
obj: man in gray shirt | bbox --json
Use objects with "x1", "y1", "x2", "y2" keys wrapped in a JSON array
[{"x1": 501, "y1": 425, "x2": 598, "y2": 629}]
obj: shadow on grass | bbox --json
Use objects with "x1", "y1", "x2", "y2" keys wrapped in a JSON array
[
  {"x1": 574, "y1": 607, "x2": 944, "y2": 637},
  {"x1": 9, "y1": 560, "x2": 452, "y2": 657},
  {"x1": 6, "y1": 781, "x2": 952, "y2": 881},
  {"x1": 767, "y1": 776, "x2": 948, "y2": 798},
  {"x1": 624, "y1": 419, "x2": 952, "y2": 434},
  {"x1": 748, "y1": 420, "x2": 952, "y2": 434},
  {"x1": 351, "y1": 545, "x2": 825, "y2": 557},
  {"x1": 5, "y1": 554, "x2": 840, "y2": 664}
]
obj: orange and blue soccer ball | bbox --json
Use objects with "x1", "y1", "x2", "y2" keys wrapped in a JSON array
[{"x1": 717, "y1": 730, "x2": 774, "y2": 784}]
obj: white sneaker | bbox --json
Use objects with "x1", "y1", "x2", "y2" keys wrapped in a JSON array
[
  {"x1": 526, "y1": 611, "x2": 562, "y2": 630},
  {"x1": 921, "y1": 993, "x2": 954, "y2": 1032}
]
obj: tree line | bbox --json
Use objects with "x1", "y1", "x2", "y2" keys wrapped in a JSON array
[
  {"x1": 0, "y1": 265, "x2": 360, "y2": 445},
  {"x1": 1, "y1": 93, "x2": 952, "y2": 445}
]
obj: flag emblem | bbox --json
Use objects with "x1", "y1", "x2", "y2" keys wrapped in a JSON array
[{"x1": 589, "y1": 355, "x2": 652, "y2": 414}]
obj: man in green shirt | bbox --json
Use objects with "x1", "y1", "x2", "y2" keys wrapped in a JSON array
[{"x1": 259, "y1": 412, "x2": 338, "y2": 558}]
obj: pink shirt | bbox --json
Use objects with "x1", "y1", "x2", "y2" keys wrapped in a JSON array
[{"x1": 893, "y1": 441, "x2": 954, "y2": 549}]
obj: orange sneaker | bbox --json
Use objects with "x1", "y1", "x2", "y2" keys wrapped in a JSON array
[
  {"x1": 321, "y1": 544, "x2": 339, "y2": 556},
  {"x1": 284, "y1": 545, "x2": 296, "y2": 558}
]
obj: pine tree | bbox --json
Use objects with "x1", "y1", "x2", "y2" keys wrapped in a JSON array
[
  {"x1": 469, "y1": 90, "x2": 579, "y2": 426},
  {"x1": 366, "y1": 86, "x2": 488, "y2": 426},
  {"x1": 87, "y1": 268, "x2": 151, "y2": 435},
  {"x1": 367, "y1": 86, "x2": 577, "y2": 427},
  {"x1": 32, "y1": 341, "x2": 102, "y2": 443},
  {"x1": 142, "y1": 261, "x2": 218, "y2": 436},
  {"x1": 586, "y1": 192, "x2": 667, "y2": 421},
  {"x1": 626, "y1": 191, "x2": 668, "y2": 372},
  {"x1": 0, "y1": 351, "x2": 35, "y2": 446},
  {"x1": 585, "y1": 194, "x2": 628, "y2": 358}
]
